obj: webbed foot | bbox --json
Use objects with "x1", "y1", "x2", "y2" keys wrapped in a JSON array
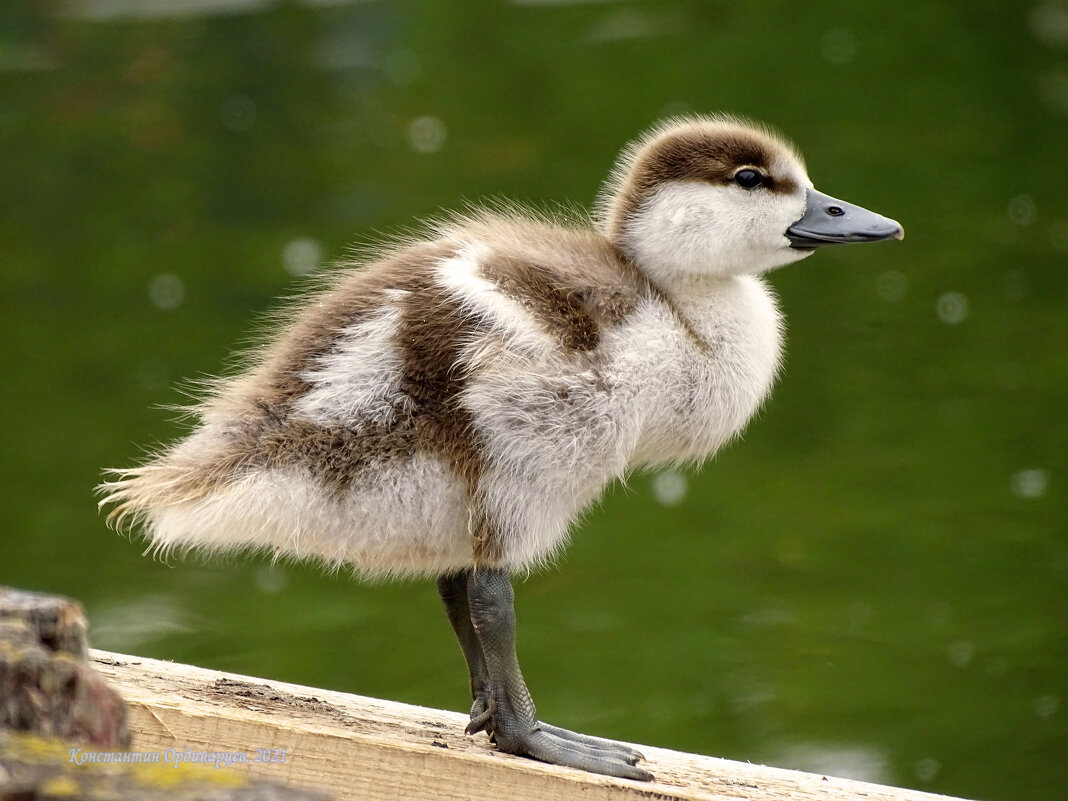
[
  {"x1": 439, "y1": 567, "x2": 654, "y2": 781},
  {"x1": 490, "y1": 713, "x2": 651, "y2": 780}
]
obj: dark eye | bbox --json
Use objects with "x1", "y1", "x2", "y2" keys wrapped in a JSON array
[{"x1": 733, "y1": 169, "x2": 763, "y2": 189}]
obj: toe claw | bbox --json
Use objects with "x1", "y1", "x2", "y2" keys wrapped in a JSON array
[
  {"x1": 466, "y1": 696, "x2": 493, "y2": 735},
  {"x1": 465, "y1": 710, "x2": 492, "y2": 735}
]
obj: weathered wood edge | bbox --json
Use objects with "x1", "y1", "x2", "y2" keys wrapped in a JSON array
[{"x1": 89, "y1": 649, "x2": 970, "y2": 801}]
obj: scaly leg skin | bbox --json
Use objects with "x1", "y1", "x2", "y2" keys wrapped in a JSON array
[
  {"x1": 436, "y1": 571, "x2": 492, "y2": 728},
  {"x1": 438, "y1": 567, "x2": 652, "y2": 781}
]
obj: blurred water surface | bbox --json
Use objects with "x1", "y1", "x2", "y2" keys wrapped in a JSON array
[{"x1": 2, "y1": 2, "x2": 1065, "y2": 800}]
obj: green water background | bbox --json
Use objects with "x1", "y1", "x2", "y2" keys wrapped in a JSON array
[{"x1": 2, "y1": 1, "x2": 1066, "y2": 799}]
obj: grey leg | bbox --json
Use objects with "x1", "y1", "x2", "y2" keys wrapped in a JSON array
[
  {"x1": 436, "y1": 570, "x2": 492, "y2": 733},
  {"x1": 463, "y1": 567, "x2": 653, "y2": 781}
]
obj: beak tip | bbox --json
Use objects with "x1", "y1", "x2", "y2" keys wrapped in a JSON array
[{"x1": 880, "y1": 216, "x2": 904, "y2": 242}]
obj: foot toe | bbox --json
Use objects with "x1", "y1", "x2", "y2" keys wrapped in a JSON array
[
  {"x1": 537, "y1": 722, "x2": 646, "y2": 763},
  {"x1": 466, "y1": 707, "x2": 492, "y2": 736},
  {"x1": 495, "y1": 725, "x2": 653, "y2": 781}
]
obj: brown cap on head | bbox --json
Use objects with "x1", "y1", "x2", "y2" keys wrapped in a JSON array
[{"x1": 595, "y1": 115, "x2": 805, "y2": 244}]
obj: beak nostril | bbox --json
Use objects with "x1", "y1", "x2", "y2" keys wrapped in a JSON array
[{"x1": 789, "y1": 188, "x2": 903, "y2": 248}]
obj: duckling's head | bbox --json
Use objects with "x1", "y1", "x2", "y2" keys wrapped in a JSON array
[{"x1": 596, "y1": 115, "x2": 902, "y2": 280}]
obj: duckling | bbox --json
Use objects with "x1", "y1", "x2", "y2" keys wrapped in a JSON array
[{"x1": 99, "y1": 115, "x2": 902, "y2": 782}]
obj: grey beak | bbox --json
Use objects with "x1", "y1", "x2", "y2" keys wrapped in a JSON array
[{"x1": 786, "y1": 188, "x2": 904, "y2": 250}]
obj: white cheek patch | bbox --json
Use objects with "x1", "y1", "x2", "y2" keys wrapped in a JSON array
[
  {"x1": 668, "y1": 204, "x2": 692, "y2": 228},
  {"x1": 623, "y1": 182, "x2": 751, "y2": 277},
  {"x1": 624, "y1": 181, "x2": 814, "y2": 280}
]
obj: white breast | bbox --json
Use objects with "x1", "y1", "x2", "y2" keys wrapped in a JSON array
[{"x1": 620, "y1": 274, "x2": 784, "y2": 466}]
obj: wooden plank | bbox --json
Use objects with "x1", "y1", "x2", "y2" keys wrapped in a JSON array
[{"x1": 90, "y1": 649, "x2": 967, "y2": 801}]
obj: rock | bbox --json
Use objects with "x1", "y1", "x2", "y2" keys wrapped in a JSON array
[{"x1": 0, "y1": 586, "x2": 130, "y2": 748}]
